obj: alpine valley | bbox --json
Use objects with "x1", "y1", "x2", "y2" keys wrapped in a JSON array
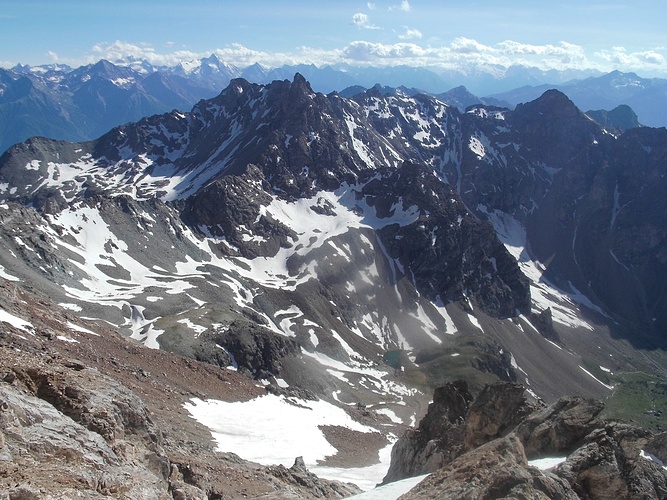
[{"x1": 1, "y1": 73, "x2": 667, "y2": 498}]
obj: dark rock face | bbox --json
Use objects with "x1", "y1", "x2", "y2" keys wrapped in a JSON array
[
  {"x1": 448, "y1": 90, "x2": 667, "y2": 344},
  {"x1": 586, "y1": 104, "x2": 643, "y2": 133},
  {"x1": 383, "y1": 381, "x2": 536, "y2": 483},
  {"x1": 401, "y1": 435, "x2": 578, "y2": 500},
  {"x1": 212, "y1": 320, "x2": 301, "y2": 377},
  {"x1": 385, "y1": 381, "x2": 472, "y2": 480},
  {"x1": 181, "y1": 164, "x2": 297, "y2": 259},
  {"x1": 387, "y1": 381, "x2": 667, "y2": 499},
  {"x1": 369, "y1": 163, "x2": 530, "y2": 318},
  {"x1": 163, "y1": 319, "x2": 301, "y2": 378}
]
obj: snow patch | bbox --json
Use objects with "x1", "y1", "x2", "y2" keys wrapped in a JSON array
[
  {"x1": 56, "y1": 335, "x2": 79, "y2": 343},
  {"x1": 640, "y1": 450, "x2": 667, "y2": 470},
  {"x1": 579, "y1": 366, "x2": 614, "y2": 390},
  {"x1": 184, "y1": 394, "x2": 377, "y2": 469},
  {"x1": 0, "y1": 264, "x2": 19, "y2": 282},
  {"x1": 528, "y1": 456, "x2": 567, "y2": 470},
  {"x1": 0, "y1": 308, "x2": 33, "y2": 332},
  {"x1": 66, "y1": 321, "x2": 99, "y2": 336}
]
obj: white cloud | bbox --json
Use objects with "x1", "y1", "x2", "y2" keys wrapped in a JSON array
[
  {"x1": 389, "y1": 1, "x2": 411, "y2": 12},
  {"x1": 497, "y1": 40, "x2": 583, "y2": 57},
  {"x1": 343, "y1": 41, "x2": 428, "y2": 62},
  {"x1": 27, "y1": 37, "x2": 667, "y2": 77},
  {"x1": 352, "y1": 12, "x2": 380, "y2": 30},
  {"x1": 595, "y1": 46, "x2": 666, "y2": 67},
  {"x1": 399, "y1": 28, "x2": 423, "y2": 40},
  {"x1": 450, "y1": 37, "x2": 493, "y2": 54},
  {"x1": 367, "y1": 2, "x2": 376, "y2": 10},
  {"x1": 46, "y1": 50, "x2": 60, "y2": 62}
]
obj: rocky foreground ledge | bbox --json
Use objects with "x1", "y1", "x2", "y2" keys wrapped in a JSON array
[
  {"x1": 0, "y1": 281, "x2": 361, "y2": 499},
  {"x1": 2, "y1": 275, "x2": 667, "y2": 499},
  {"x1": 384, "y1": 380, "x2": 667, "y2": 499}
]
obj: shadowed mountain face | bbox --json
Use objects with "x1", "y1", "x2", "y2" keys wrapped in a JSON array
[
  {"x1": 1, "y1": 74, "x2": 666, "y2": 419},
  {"x1": 586, "y1": 104, "x2": 643, "y2": 132}
]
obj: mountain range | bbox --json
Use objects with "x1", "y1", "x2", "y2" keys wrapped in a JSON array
[
  {"x1": 1, "y1": 74, "x2": 667, "y2": 497},
  {"x1": 2, "y1": 56, "x2": 666, "y2": 156},
  {"x1": 490, "y1": 70, "x2": 667, "y2": 128}
]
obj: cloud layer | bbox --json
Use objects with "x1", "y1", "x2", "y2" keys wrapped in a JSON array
[{"x1": 49, "y1": 38, "x2": 665, "y2": 77}]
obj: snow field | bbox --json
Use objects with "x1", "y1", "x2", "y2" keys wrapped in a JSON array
[
  {"x1": 302, "y1": 350, "x2": 419, "y2": 399},
  {"x1": 184, "y1": 393, "x2": 377, "y2": 469},
  {"x1": 345, "y1": 474, "x2": 429, "y2": 499},
  {"x1": 313, "y1": 440, "x2": 397, "y2": 491}
]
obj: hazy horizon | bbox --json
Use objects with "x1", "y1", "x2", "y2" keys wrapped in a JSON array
[{"x1": 2, "y1": 1, "x2": 666, "y2": 77}]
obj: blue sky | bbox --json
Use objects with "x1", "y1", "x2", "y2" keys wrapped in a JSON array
[{"x1": 2, "y1": 1, "x2": 666, "y2": 75}]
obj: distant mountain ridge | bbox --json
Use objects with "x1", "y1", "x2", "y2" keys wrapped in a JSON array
[
  {"x1": 491, "y1": 70, "x2": 667, "y2": 128},
  {"x1": 2, "y1": 56, "x2": 665, "y2": 155},
  {"x1": 586, "y1": 104, "x2": 643, "y2": 132}
]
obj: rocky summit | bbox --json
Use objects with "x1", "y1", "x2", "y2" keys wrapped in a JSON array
[{"x1": 1, "y1": 74, "x2": 667, "y2": 497}]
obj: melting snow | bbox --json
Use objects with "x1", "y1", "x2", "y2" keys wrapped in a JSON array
[
  {"x1": 302, "y1": 350, "x2": 419, "y2": 398},
  {"x1": 314, "y1": 440, "x2": 401, "y2": 492},
  {"x1": 345, "y1": 474, "x2": 429, "y2": 499},
  {"x1": 66, "y1": 321, "x2": 99, "y2": 336},
  {"x1": 0, "y1": 264, "x2": 19, "y2": 282},
  {"x1": 528, "y1": 456, "x2": 567, "y2": 470},
  {"x1": 177, "y1": 318, "x2": 208, "y2": 336},
  {"x1": 467, "y1": 313, "x2": 484, "y2": 333},
  {"x1": 374, "y1": 407, "x2": 403, "y2": 424},
  {"x1": 56, "y1": 335, "x2": 79, "y2": 343},
  {"x1": 184, "y1": 394, "x2": 377, "y2": 468},
  {"x1": 578, "y1": 366, "x2": 614, "y2": 390},
  {"x1": 433, "y1": 297, "x2": 457, "y2": 334},
  {"x1": 0, "y1": 308, "x2": 33, "y2": 332},
  {"x1": 640, "y1": 450, "x2": 667, "y2": 470}
]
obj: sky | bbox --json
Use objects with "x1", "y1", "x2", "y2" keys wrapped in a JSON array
[{"x1": 2, "y1": 1, "x2": 667, "y2": 76}]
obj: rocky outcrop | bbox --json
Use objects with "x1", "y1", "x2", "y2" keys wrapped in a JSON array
[
  {"x1": 400, "y1": 434, "x2": 577, "y2": 499},
  {"x1": 212, "y1": 320, "x2": 301, "y2": 377},
  {"x1": 555, "y1": 423, "x2": 667, "y2": 499},
  {"x1": 383, "y1": 380, "x2": 536, "y2": 483},
  {"x1": 0, "y1": 350, "x2": 172, "y2": 498},
  {"x1": 263, "y1": 457, "x2": 361, "y2": 499},
  {"x1": 181, "y1": 164, "x2": 298, "y2": 259},
  {"x1": 514, "y1": 395, "x2": 604, "y2": 456},
  {"x1": 388, "y1": 381, "x2": 667, "y2": 499}
]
